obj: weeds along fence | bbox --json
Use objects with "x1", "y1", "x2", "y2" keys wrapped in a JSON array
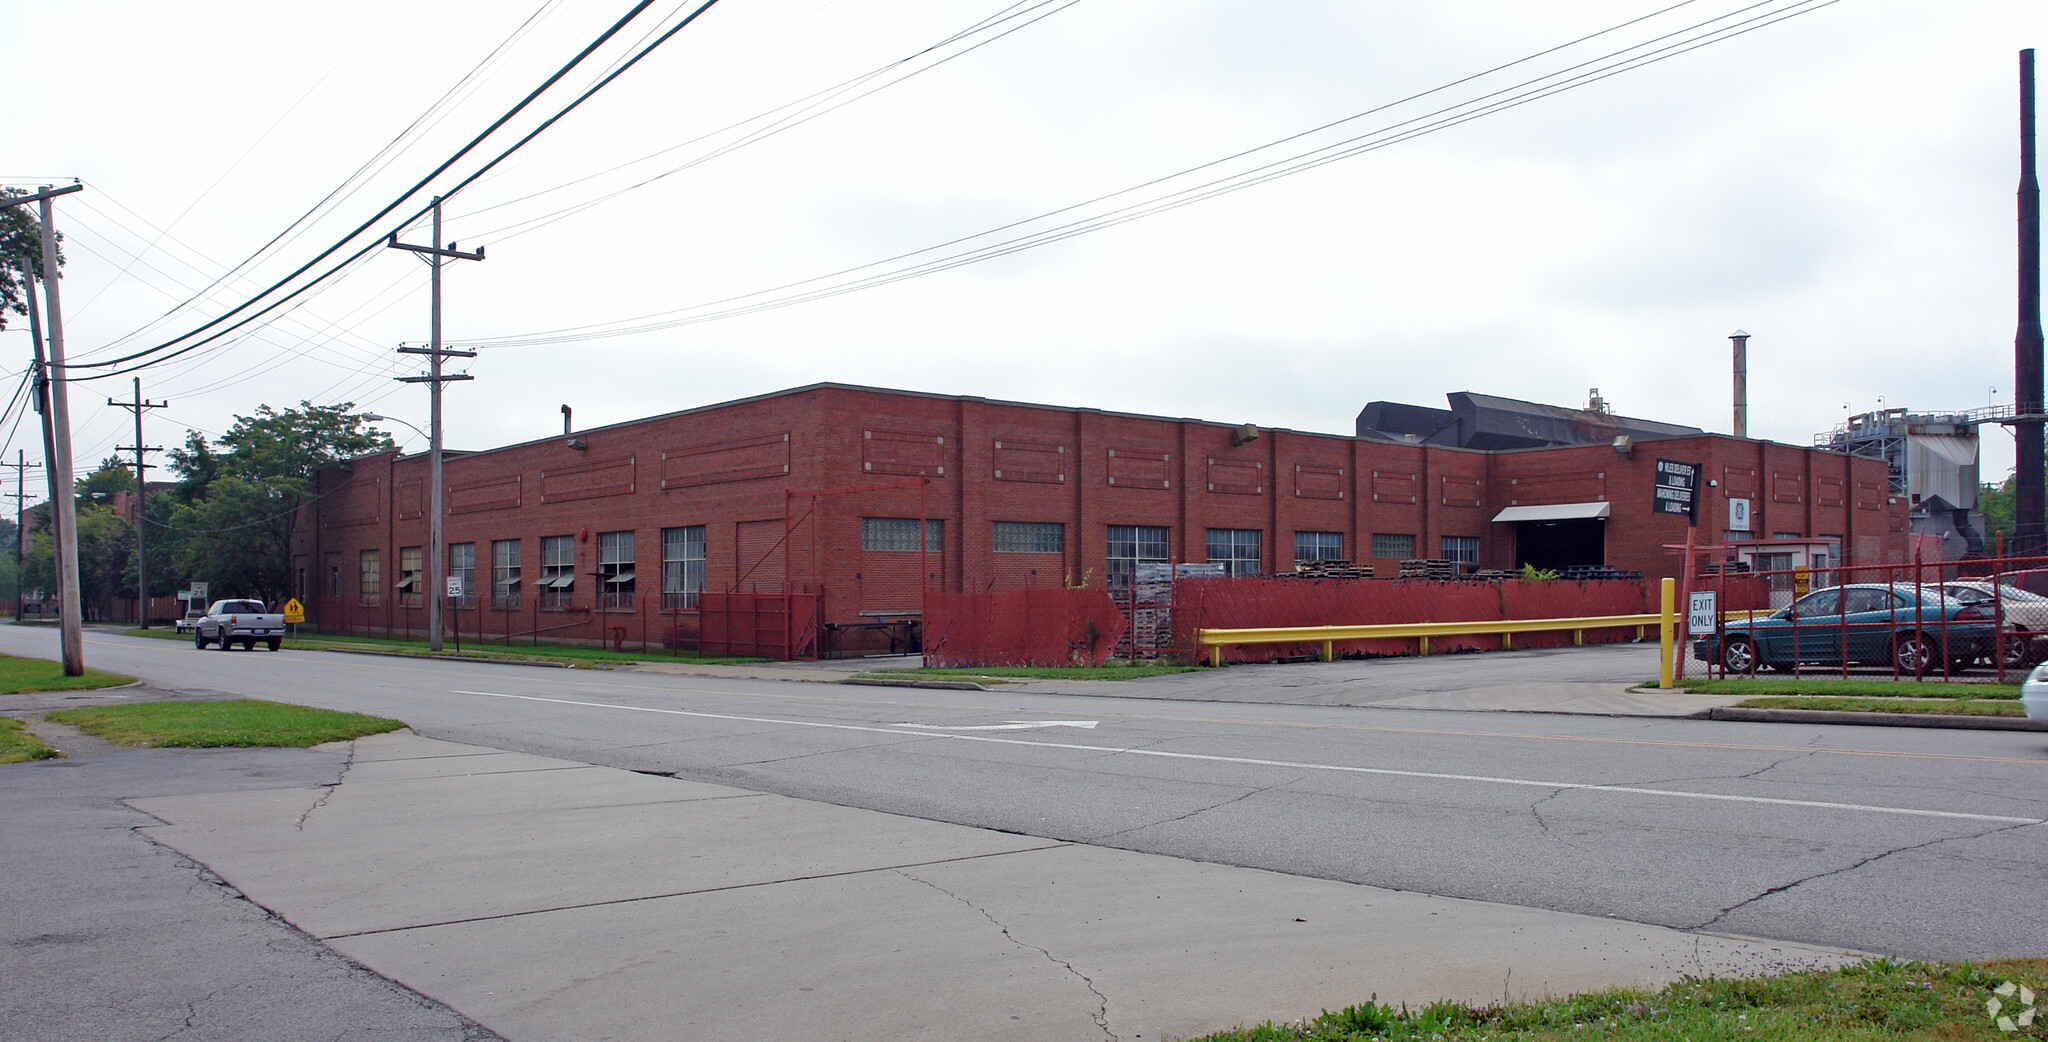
[{"x1": 307, "y1": 589, "x2": 823, "y2": 659}]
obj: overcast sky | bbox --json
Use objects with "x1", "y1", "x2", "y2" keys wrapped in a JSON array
[{"x1": 3, "y1": 0, "x2": 2041, "y2": 492}]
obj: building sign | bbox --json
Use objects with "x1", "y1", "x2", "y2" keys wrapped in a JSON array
[
  {"x1": 1688, "y1": 590, "x2": 1718, "y2": 633},
  {"x1": 1653, "y1": 459, "x2": 1699, "y2": 518},
  {"x1": 1728, "y1": 497, "x2": 1751, "y2": 532}
]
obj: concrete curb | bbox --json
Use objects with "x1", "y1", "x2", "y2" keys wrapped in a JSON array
[
  {"x1": 314, "y1": 648, "x2": 587, "y2": 669},
  {"x1": 1702, "y1": 706, "x2": 2048, "y2": 731},
  {"x1": 842, "y1": 677, "x2": 991, "y2": 691}
]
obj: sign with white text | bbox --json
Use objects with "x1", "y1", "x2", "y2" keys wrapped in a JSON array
[
  {"x1": 1688, "y1": 590, "x2": 1718, "y2": 633},
  {"x1": 1653, "y1": 459, "x2": 1699, "y2": 519}
]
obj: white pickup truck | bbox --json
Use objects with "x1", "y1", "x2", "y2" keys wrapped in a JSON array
[{"x1": 193, "y1": 599, "x2": 287, "y2": 651}]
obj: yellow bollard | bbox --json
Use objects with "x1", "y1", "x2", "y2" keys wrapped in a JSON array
[{"x1": 1659, "y1": 578, "x2": 1676, "y2": 689}]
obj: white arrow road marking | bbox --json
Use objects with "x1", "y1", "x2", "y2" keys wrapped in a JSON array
[
  {"x1": 448, "y1": 690, "x2": 2046, "y2": 826},
  {"x1": 895, "y1": 720, "x2": 1098, "y2": 731}
]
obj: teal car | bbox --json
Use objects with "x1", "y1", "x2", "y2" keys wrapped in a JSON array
[{"x1": 1694, "y1": 583, "x2": 1995, "y2": 675}]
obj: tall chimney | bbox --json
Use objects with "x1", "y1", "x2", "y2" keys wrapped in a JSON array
[
  {"x1": 2017, "y1": 50, "x2": 2044, "y2": 555},
  {"x1": 1730, "y1": 330, "x2": 1750, "y2": 440}
]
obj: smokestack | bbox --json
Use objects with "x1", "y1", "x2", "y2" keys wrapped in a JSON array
[
  {"x1": 2017, "y1": 49, "x2": 2044, "y2": 554},
  {"x1": 561, "y1": 404, "x2": 573, "y2": 436},
  {"x1": 1730, "y1": 330, "x2": 1750, "y2": 440}
]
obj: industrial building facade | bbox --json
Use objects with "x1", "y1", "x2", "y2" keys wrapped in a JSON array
[{"x1": 293, "y1": 383, "x2": 1907, "y2": 634}]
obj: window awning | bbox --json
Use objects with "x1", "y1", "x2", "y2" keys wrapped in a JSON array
[
  {"x1": 604, "y1": 571, "x2": 635, "y2": 585},
  {"x1": 1491, "y1": 501, "x2": 1611, "y2": 523}
]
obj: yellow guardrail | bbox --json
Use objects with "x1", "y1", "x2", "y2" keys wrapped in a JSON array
[
  {"x1": 1198, "y1": 581, "x2": 1685, "y2": 680},
  {"x1": 1195, "y1": 614, "x2": 1665, "y2": 668}
]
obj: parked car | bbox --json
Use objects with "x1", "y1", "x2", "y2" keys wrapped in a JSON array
[
  {"x1": 193, "y1": 599, "x2": 286, "y2": 652},
  {"x1": 1932, "y1": 581, "x2": 2048, "y2": 667},
  {"x1": 172, "y1": 608, "x2": 207, "y2": 634},
  {"x1": 1695, "y1": 583, "x2": 1995, "y2": 676},
  {"x1": 2024, "y1": 663, "x2": 2048, "y2": 721}
]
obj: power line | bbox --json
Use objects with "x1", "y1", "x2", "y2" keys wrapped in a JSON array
[
  {"x1": 465, "y1": 0, "x2": 1839, "y2": 349},
  {"x1": 65, "y1": 0, "x2": 680, "y2": 376}
]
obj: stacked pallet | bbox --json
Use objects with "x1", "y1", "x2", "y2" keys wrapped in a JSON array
[
  {"x1": 1397, "y1": 559, "x2": 1459, "y2": 580},
  {"x1": 1473, "y1": 569, "x2": 1516, "y2": 581},
  {"x1": 1290, "y1": 559, "x2": 1375, "y2": 579}
]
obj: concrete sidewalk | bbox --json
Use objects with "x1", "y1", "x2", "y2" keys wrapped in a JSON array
[{"x1": 17, "y1": 729, "x2": 1855, "y2": 1042}]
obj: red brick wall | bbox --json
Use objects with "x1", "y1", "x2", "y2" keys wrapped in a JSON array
[{"x1": 296, "y1": 384, "x2": 1905, "y2": 634}]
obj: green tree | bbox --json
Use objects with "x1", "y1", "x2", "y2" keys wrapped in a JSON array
[
  {"x1": 157, "y1": 402, "x2": 393, "y2": 605},
  {"x1": 20, "y1": 505, "x2": 127, "y2": 619},
  {"x1": 76, "y1": 457, "x2": 137, "y2": 506},
  {"x1": 1, "y1": 187, "x2": 63, "y2": 332}
]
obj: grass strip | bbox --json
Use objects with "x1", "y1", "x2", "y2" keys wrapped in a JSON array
[
  {"x1": 863, "y1": 664, "x2": 1200, "y2": 681},
  {"x1": 0, "y1": 653, "x2": 137, "y2": 694},
  {"x1": 122, "y1": 626, "x2": 766, "y2": 667},
  {"x1": 45, "y1": 699, "x2": 406, "y2": 748},
  {"x1": 1191, "y1": 957, "x2": 2045, "y2": 1041},
  {"x1": 1734, "y1": 696, "x2": 2027, "y2": 716},
  {"x1": 1684, "y1": 677, "x2": 2020, "y2": 699},
  {"x1": 0, "y1": 717, "x2": 58, "y2": 763}
]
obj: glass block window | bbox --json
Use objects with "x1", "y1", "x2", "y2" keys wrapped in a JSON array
[
  {"x1": 1370, "y1": 533, "x2": 1417, "y2": 559},
  {"x1": 863, "y1": 517, "x2": 944, "y2": 552},
  {"x1": 492, "y1": 539, "x2": 522, "y2": 609},
  {"x1": 662, "y1": 526, "x2": 705, "y2": 610},
  {"x1": 1107, "y1": 524, "x2": 1169, "y2": 589},
  {"x1": 1440, "y1": 536, "x2": 1479, "y2": 565},
  {"x1": 1206, "y1": 528, "x2": 1262, "y2": 577},
  {"x1": 1294, "y1": 531, "x2": 1344, "y2": 564},
  {"x1": 397, "y1": 546, "x2": 423, "y2": 607},
  {"x1": 359, "y1": 549, "x2": 380, "y2": 606},
  {"x1": 448, "y1": 542, "x2": 476, "y2": 607},
  {"x1": 598, "y1": 531, "x2": 635, "y2": 609},
  {"x1": 541, "y1": 534, "x2": 575, "y2": 609},
  {"x1": 993, "y1": 521, "x2": 1063, "y2": 554}
]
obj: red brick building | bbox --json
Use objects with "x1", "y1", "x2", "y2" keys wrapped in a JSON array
[{"x1": 293, "y1": 383, "x2": 1905, "y2": 638}]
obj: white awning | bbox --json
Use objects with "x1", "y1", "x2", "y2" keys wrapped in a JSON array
[{"x1": 1492, "y1": 501, "x2": 1611, "y2": 523}]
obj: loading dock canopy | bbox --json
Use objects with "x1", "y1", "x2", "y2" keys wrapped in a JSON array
[{"x1": 1491, "y1": 502, "x2": 1612, "y2": 523}]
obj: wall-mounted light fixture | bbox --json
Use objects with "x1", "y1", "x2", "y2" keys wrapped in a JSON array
[{"x1": 566, "y1": 438, "x2": 588, "y2": 451}]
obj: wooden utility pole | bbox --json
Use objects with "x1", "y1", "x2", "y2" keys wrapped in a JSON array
[
  {"x1": 4, "y1": 184, "x2": 86, "y2": 674},
  {"x1": 107, "y1": 377, "x2": 165, "y2": 627},
  {"x1": 387, "y1": 197, "x2": 482, "y2": 652}
]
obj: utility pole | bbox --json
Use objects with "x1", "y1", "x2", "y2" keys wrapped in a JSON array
[
  {"x1": 4, "y1": 184, "x2": 86, "y2": 675},
  {"x1": 386, "y1": 196, "x2": 482, "y2": 652},
  {"x1": 108, "y1": 377, "x2": 165, "y2": 628},
  {"x1": 2018, "y1": 49, "x2": 2045, "y2": 556},
  {"x1": 6, "y1": 451, "x2": 45, "y2": 622}
]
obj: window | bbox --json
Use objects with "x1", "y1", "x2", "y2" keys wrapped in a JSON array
[
  {"x1": 449, "y1": 542, "x2": 476, "y2": 607},
  {"x1": 1369, "y1": 533, "x2": 1416, "y2": 559},
  {"x1": 1441, "y1": 536, "x2": 1479, "y2": 566},
  {"x1": 1295, "y1": 531, "x2": 1344, "y2": 564},
  {"x1": 397, "y1": 546, "x2": 423, "y2": 607},
  {"x1": 325, "y1": 552, "x2": 342, "y2": 598},
  {"x1": 359, "y1": 549, "x2": 381, "y2": 606},
  {"x1": 662, "y1": 526, "x2": 705, "y2": 610},
  {"x1": 993, "y1": 521, "x2": 1063, "y2": 554},
  {"x1": 598, "y1": 530, "x2": 635, "y2": 609},
  {"x1": 1106, "y1": 524, "x2": 1169, "y2": 589},
  {"x1": 492, "y1": 539, "x2": 522, "y2": 609},
  {"x1": 1206, "y1": 528, "x2": 1261, "y2": 577},
  {"x1": 541, "y1": 535, "x2": 574, "y2": 609},
  {"x1": 863, "y1": 517, "x2": 944, "y2": 552}
]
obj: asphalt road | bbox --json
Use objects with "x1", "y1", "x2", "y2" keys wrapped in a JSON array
[{"x1": 10, "y1": 626, "x2": 2046, "y2": 961}]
